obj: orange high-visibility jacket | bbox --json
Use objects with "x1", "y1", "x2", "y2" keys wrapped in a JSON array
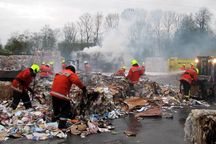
[
  {"x1": 11, "y1": 68, "x2": 33, "y2": 92},
  {"x1": 179, "y1": 66, "x2": 186, "y2": 71},
  {"x1": 180, "y1": 73, "x2": 193, "y2": 85},
  {"x1": 180, "y1": 68, "x2": 198, "y2": 84},
  {"x1": 40, "y1": 65, "x2": 52, "y2": 78},
  {"x1": 126, "y1": 65, "x2": 144, "y2": 84},
  {"x1": 115, "y1": 69, "x2": 126, "y2": 76},
  {"x1": 50, "y1": 69, "x2": 84, "y2": 100}
]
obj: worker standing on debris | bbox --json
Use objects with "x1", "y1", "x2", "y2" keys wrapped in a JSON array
[
  {"x1": 126, "y1": 59, "x2": 144, "y2": 96},
  {"x1": 190, "y1": 63, "x2": 195, "y2": 69},
  {"x1": 180, "y1": 67, "x2": 198, "y2": 100},
  {"x1": 39, "y1": 63, "x2": 52, "y2": 78},
  {"x1": 10, "y1": 64, "x2": 40, "y2": 110},
  {"x1": 84, "y1": 61, "x2": 92, "y2": 73},
  {"x1": 50, "y1": 65, "x2": 87, "y2": 129},
  {"x1": 39, "y1": 62, "x2": 46, "y2": 78},
  {"x1": 114, "y1": 66, "x2": 126, "y2": 76},
  {"x1": 39, "y1": 62, "x2": 46, "y2": 75}
]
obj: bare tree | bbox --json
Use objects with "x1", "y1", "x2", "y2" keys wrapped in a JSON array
[
  {"x1": 104, "y1": 13, "x2": 119, "y2": 30},
  {"x1": 63, "y1": 22, "x2": 77, "y2": 43},
  {"x1": 78, "y1": 13, "x2": 93, "y2": 43},
  {"x1": 40, "y1": 25, "x2": 57, "y2": 50},
  {"x1": 195, "y1": 8, "x2": 211, "y2": 31},
  {"x1": 162, "y1": 11, "x2": 180, "y2": 37},
  {"x1": 123, "y1": 9, "x2": 147, "y2": 44},
  {"x1": 150, "y1": 10, "x2": 164, "y2": 56},
  {"x1": 94, "y1": 12, "x2": 103, "y2": 44},
  {"x1": 29, "y1": 32, "x2": 43, "y2": 51},
  {"x1": 77, "y1": 21, "x2": 84, "y2": 43},
  {"x1": 128, "y1": 18, "x2": 146, "y2": 45}
]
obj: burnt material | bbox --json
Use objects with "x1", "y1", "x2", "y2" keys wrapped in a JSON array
[
  {"x1": 203, "y1": 118, "x2": 216, "y2": 144},
  {"x1": 0, "y1": 70, "x2": 20, "y2": 81},
  {"x1": 79, "y1": 91, "x2": 100, "y2": 116}
]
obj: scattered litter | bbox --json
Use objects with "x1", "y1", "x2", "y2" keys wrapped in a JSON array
[
  {"x1": 124, "y1": 130, "x2": 137, "y2": 137},
  {"x1": 0, "y1": 72, "x2": 210, "y2": 141}
]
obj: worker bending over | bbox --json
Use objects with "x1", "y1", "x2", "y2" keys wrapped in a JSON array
[
  {"x1": 50, "y1": 65, "x2": 87, "y2": 129},
  {"x1": 11, "y1": 64, "x2": 40, "y2": 110}
]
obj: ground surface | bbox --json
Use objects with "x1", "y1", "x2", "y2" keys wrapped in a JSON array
[
  {"x1": 4, "y1": 74, "x2": 189, "y2": 144},
  {"x1": 5, "y1": 111, "x2": 185, "y2": 144}
]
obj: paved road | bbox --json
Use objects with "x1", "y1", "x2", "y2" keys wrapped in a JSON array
[
  {"x1": 5, "y1": 74, "x2": 187, "y2": 144},
  {"x1": 5, "y1": 109, "x2": 187, "y2": 144}
]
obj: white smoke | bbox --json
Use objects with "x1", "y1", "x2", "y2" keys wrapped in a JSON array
[
  {"x1": 53, "y1": 50, "x2": 62, "y2": 73},
  {"x1": 83, "y1": 16, "x2": 136, "y2": 69}
]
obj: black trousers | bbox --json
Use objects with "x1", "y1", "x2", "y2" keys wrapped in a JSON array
[
  {"x1": 180, "y1": 80, "x2": 191, "y2": 96},
  {"x1": 11, "y1": 90, "x2": 32, "y2": 110},
  {"x1": 52, "y1": 96, "x2": 72, "y2": 128},
  {"x1": 129, "y1": 83, "x2": 135, "y2": 96}
]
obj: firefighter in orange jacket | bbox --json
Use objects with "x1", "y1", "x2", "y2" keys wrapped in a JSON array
[
  {"x1": 50, "y1": 65, "x2": 87, "y2": 129},
  {"x1": 179, "y1": 64, "x2": 186, "y2": 70},
  {"x1": 39, "y1": 63, "x2": 53, "y2": 78},
  {"x1": 180, "y1": 68, "x2": 198, "y2": 100},
  {"x1": 115, "y1": 66, "x2": 126, "y2": 76},
  {"x1": 10, "y1": 64, "x2": 40, "y2": 110},
  {"x1": 190, "y1": 63, "x2": 195, "y2": 69},
  {"x1": 127, "y1": 59, "x2": 144, "y2": 84},
  {"x1": 126, "y1": 59, "x2": 144, "y2": 96}
]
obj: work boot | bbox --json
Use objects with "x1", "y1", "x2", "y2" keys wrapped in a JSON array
[
  {"x1": 58, "y1": 120, "x2": 68, "y2": 131},
  {"x1": 51, "y1": 117, "x2": 59, "y2": 122},
  {"x1": 24, "y1": 103, "x2": 32, "y2": 110}
]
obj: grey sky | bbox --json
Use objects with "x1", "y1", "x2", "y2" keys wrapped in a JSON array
[{"x1": 0, "y1": 0, "x2": 216, "y2": 44}]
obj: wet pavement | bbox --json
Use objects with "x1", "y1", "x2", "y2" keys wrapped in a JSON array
[
  {"x1": 2, "y1": 74, "x2": 197, "y2": 144},
  {"x1": 5, "y1": 109, "x2": 186, "y2": 144}
]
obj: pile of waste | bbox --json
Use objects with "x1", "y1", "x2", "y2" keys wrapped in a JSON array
[
  {"x1": 185, "y1": 109, "x2": 216, "y2": 144},
  {"x1": 0, "y1": 81, "x2": 12, "y2": 101},
  {"x1": 0, "y1": 73, "x2": 210, "y2": 141},
  {"x1": 0, "y1": 55, "x2": 37, "y2": 71}
]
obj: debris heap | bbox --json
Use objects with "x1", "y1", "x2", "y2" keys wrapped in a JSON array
[
  {"x1": 0, "y1": 73, "x2": 210, "y2": 141},
  {"x1": 185, "y1": 109, "x2": 216, "y2": 144}
]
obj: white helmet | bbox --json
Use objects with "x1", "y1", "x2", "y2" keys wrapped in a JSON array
[{"x1": 84, "y1": 61, "x2": 88, "y2": 64}]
